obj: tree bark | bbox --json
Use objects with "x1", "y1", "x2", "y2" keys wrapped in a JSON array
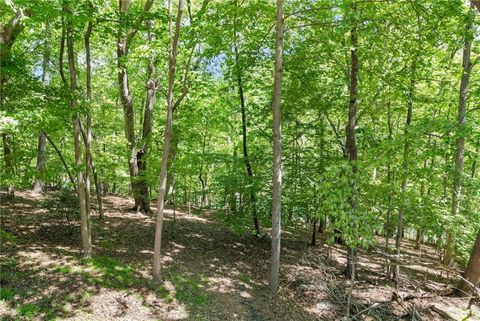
[
  {"x1": 394, "y1": 59, "x2": 416, "y2": 283},
  {"x1": 459, "y1": 228, "x2": 480, "y2": 296},
  {"x1": 269, "y1": 0, "x2": 284, "y2": 294},
  {"x1": 33, "y1": 23, "x2": 50, "y2": 193},
  {"x1": 444, "y1": 1, "x2": 474, "y2": 266},
  {"x1": 137, "y1": 19, "x2": 157, "y2": 214},
  {"x1": 233, "y1": 1, "x2": 259, "y2": 234},
  {"x1": 385, "y1": 99, "x2": 393, "y2": 250},
  {"x1": 33, "y1": 132, "x2": 46, "y2": 193},
  {"x1": 345, "y1": 7, "x2": 359, "y2": 279},
  {"x1": 116, "y1": 0, "x2": 154, "y2": 213},
  {"x1": 153, "y1": 0, "x2": 183, "y2": 283},
  {"x1": 66, "y1": 3, "x2": 92, "y2": 259}
]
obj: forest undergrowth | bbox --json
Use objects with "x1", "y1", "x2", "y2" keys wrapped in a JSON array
[{"x1": 1, "y1": 191, "x2": 478, "y2": 321}]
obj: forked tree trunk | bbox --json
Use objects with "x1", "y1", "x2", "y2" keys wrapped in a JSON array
[
  {"x1": 116, "y1": 0, "x2": 154, "y2": 213},
  {"x1": 137, "y1": 19, "x2": 157, "y2": 214},
  {"x1": 269, "y1": 0, "x2": 284, "y2": 294},
  {"x1": 153, "y1": 0, "x2": 183, "y2": 283}
]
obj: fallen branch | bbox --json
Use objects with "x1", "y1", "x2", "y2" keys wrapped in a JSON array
[{"x1": 430, "y1": 305, "x2": 456, "y2": 321}]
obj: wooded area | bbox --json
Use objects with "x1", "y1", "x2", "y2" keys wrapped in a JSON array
[{"x1": 1, "y1": 0, "x2": 480, "y2": 320}]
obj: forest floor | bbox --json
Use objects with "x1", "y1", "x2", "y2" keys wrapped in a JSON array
[{"x1": 1, "y1": 191, "x2": 479, "y2": 321}]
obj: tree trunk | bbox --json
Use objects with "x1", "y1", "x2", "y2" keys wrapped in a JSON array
[
  {"x1": 33, "y1": 132, "x2": 46, "y2": 193},
  {"x1": 66, "y1": 3, "x2": 91, "y2": 259},
  {"x1": 153, "y1": 0, "x2": 183, "y2": 283},
  {"x1": 233, "y1": 2, "x2": 259, "y2": 234},
  {"x1": 33, "y1": 23, "x2": 50, "y2": 193},
  {"x1": 385, "y1": 99, "x2": 393, "y2": 250},
  {"x1": 345, "y1": 7, "x2": 359, "y2": 279},
  {"x1": 311, "y1": 219, "x2": 317, "y2": 246},
  {"x1": 269, "y1": 0, "x2": 284, "y2": 294},
  {"x1": 116, "y1": 0, "x2": 153, "y2": 213},
  {"x1": 395, "y1": 59, "x2": 416, "y2": 283},
  {"x1": 444, "y1": 1, "x2": 474, "y2": 266},
  {"x1": 137, "y1": 19, "x2": 157, "y2": 214},
  {"x1": 198, "y1": 126, "x2": 208, "y2": 208},
  {"x1": 459, "y1": 228, "x2": 480, "y2": 296}
]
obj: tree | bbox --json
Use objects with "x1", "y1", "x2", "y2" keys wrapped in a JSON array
[
  {"x1": 153, "y1": 0, "x2": 184, "y2": 283},
  {"x1": 444, "y1": 0, "x2": 476, "y2": 265},
  {"x1": 269, "y1": 0, "x2": 284, "y2": 294},
  {"x1": 345, "y1": 0, "x2": 359, "y2": 279},
  {"x1": 116, "y1": 0, "x2": 154, "y2": 213},
  {"x1": 65, "y1": 1, "x2": 92, "y2": 259}
]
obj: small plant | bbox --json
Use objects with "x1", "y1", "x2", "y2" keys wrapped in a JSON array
[
  {"x1": 17, "y1": 304, "x2": 40, "y2": 318},
  {"x1": 0, "y1": 229, "x2": 17, "y2": 243},
  {"x1": 0, "y1": 287, "x2": 14, "y2": 301}
]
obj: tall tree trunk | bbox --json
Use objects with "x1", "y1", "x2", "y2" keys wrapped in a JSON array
[
  {"x1": 33, "y1": 23, "x2": 50, "y2": 193},
  {"x1": 269, "y1": 0, "x2": 284, "y2": 294},
  {"x1": 459, "y1": 228, "x2": 480, "y2": 296},
  {"x1": 153, "y1": 0, "x2": 183, "y2": 283},
  {"x1": 198, "y1": 124, "x2": 208, "y2": 208},
  {"x1": 137, "y1": 19, "x2": 157, "y2": 214},
  {"x1": 444, "y1": 1, "x2": 474, "y2": 266},
  {"x1": 394, "y1": 59, "x2": 416, "y2": 283},
  {"x1": 66, "y1": 3, "x2": 92, "y2": 259},
  {"x1": 116, "y1": 0, "x2": 153, "y2": 213},
  {"x1": 84, "y1": 2, "x2": 103, "y2": 218},
  {"x1": 385, "y1": 99, "x2": 393, "y2": 250},
  {"x1": 345, "y1": 7, "x2": 359, "y2": 279},
  {"x1": 233, "y1": 1, "x2": 259, "y2": 234}
]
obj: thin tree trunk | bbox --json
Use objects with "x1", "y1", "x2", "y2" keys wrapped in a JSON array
[
  {"x1": 269, "y1": 0, "x2": 284, "y2": 294},
  {"x1": 153, "y1": 0, "x2": 183, "y2": 283},
  {"x1": 385, "y1": 99, "x2": 393, "y2": 251},
  {"x1": 43, "y1": 132, "x2": 76, "y2": 190},
  {"x1": 34, "y1": 23, "x2": 50, "y2": 193},
  {"x1": 66, "y1": 3, "x2": 91, "y2": 259},
  {"x1": 33, "y1": 133, "x2": 47, "y2": 193},
  {"x1": 345, "y1": 5, "x2": 359, "y2": 279},
  {"x1": 233, "y1": 1, "x2": 259, "y2": 234},
  {"x1": 84, "y1": 5, "x2": 93, "y2": 218},
  {"x1": 444, "y1": 1, "x2": 474, "y2": 266},
  {"x1": 83, "y1": 4, "x2": 103, "y2": 218},
  {"x1": 395, "y1": 59, "x2": 416, "y2": 283},
  {"x1": 198, "y1": 125, "x2": 208, "y2": 208}
]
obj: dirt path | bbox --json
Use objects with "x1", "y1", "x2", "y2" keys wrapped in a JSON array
[{"x1": 1, "y1": 191, "x2": 478, "y2": 321}]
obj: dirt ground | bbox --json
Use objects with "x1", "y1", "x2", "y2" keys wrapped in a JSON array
[{"x1": 1, "y1": 191, "x2": 478, "y2": 320}]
